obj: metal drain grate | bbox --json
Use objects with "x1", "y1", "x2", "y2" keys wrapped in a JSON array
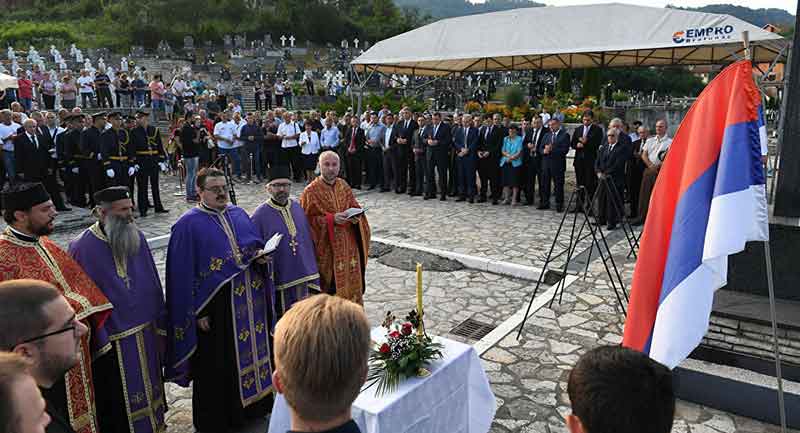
[
  {"x1": 449, "y1": 318, "x2": 496, "y2": 341},
  {"x1": 543, "y1": 270, "x2": 565, "y2": 285}
]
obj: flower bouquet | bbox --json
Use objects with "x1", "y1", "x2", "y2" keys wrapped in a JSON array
[{"x1": 365, "y1": 310, "x2": 444, "y2": 396}]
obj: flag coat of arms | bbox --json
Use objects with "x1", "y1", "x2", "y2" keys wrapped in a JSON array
[{"x1": 622, "y1": 60, "x2": 769, "y2": 369}]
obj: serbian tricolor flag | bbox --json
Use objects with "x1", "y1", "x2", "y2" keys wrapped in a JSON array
[{"x1": 622, "y1": 60, "x2": 769, "y2": 369}]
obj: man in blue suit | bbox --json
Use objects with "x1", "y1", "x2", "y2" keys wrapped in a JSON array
[
  {"x1": 424, "y1": 112, "x2": 451, "y2": 201},
  {"x1": 538, "y1": 117, "x2": 571, "y2": 212},
  {"x1": 453, "y1": 114, "x2": 479, "y2": 203}
]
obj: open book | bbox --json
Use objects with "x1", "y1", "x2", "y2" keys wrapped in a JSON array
[
  {"x1": 253, "y1": 233, "x2": 283, "y2": 260},
  {"x1": 343, "y1": 207, "x2": 366, "y2": 219}
]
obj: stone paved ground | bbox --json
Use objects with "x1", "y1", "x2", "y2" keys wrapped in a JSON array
[{"x1": 12, "y1": 173, "x2": 793, "y2": 433}]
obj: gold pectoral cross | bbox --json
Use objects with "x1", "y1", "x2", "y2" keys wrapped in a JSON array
[
  {"x1": 350, "y1": 257, "x2": 358, "y2": 269},
  {"x1": 289, "y1": 237, "x2": 299, "y2": 255}
]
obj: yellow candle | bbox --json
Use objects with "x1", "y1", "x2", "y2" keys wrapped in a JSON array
[{"x1": 416, "y1": 263, "x2": 423, "y2": 338}]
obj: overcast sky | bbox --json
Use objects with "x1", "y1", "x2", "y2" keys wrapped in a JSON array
[{"x1": 470, "y1": 0, "x2": 797, "y2": 14}]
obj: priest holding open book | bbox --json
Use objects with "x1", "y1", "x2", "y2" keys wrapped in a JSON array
[
  {"x1": 252, "y1": 165, "x2": 321, "y2": 320},
  {"x1": 164, "y1": 167, "x2": 277, "y2": 433},
  {"x1": 300, "y1": 150, "x2": 371, "y2": 305}
]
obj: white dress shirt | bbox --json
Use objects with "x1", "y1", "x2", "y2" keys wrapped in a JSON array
[
  {"x1": 277, "y1": 122, "x2": 300, "y2": 148},
  {"x1": 643, "y1": 135, "x2": 672, "y2": 166}
]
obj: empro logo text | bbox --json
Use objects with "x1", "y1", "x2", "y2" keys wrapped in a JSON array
[{"x1": 672, "y1": 25, "x2": 734, "y2": 44}]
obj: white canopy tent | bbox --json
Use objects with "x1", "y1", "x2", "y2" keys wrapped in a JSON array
[
  {"x1": 351, "y1": 3, "x2": 788, "y2": 76},
  {"x1": 0, "y1": 73, "x2": 18, "y2": 90}
]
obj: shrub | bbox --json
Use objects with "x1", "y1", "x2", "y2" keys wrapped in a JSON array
[{"x1": 503, "y1": 85, "x2": 525, "y2": 109}]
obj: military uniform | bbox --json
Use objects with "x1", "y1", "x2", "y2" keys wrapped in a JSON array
[
  {"x1": 61, "y1": 126, "x2": 87, "y2": 206},
  {"x1": 130, "y1": 122, "x2": 167, "y2": 216},
  {"x1": 79, "y1": 125, "x2": 106, "y2": 207},
  {"x1": 101, "y1": 126, "x2": 132, "y2": 187}
]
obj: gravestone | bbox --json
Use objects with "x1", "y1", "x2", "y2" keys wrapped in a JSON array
[
  {"x1": 264, "y1": 34, "x2": 273, "y2": 47},
  {"x1": 235, "y1": 34, "x2": 246, "y2": 49},
  {"x1": 184, "y1": 35, "x2": 194, "y2": 50},
  {"x1": 223, "y1": 34, "x2": 233, "y2": 50}
]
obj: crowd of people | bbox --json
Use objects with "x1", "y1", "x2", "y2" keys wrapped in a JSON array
[
  {"x1": 0, "y1": 63, "x2": 313, "y2": 124},
  {"x1": 167, "y1": 106, "x2": 671, "y2": 230}
]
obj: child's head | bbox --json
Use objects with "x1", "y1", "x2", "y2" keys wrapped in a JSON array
[{"x1": 566, "y1": 346, "x2": 675, "y2": 433}]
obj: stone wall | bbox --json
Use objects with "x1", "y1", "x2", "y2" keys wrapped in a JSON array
[
  {"x1": 624, "y1": 106, "x2": 688, "y2": 136},
  {"x1": 702, "y1": 314, "x2": 800, "y2": 366}
]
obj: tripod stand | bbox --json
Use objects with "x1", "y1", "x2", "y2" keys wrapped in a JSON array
[
  {"x1": 593, "y1": 176, "x2": 640, "y2": 259},
  {"x1": 516, "y1": 186, "x2": 629, "y2": 339},
  {"x1": 211, "y1": 153, "x2": 238, "y2": 206}
]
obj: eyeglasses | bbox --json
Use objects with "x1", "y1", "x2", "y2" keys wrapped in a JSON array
[
  {"x1": 204, "y1": 186, "x2": 228, "y2": 194},
  {"x1": 17, "y1": 315, "x2": 78, "y2": 345}
]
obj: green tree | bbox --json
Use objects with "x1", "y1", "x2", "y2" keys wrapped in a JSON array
[
  {"x1": 557, "y1": 69, "x2": 573, "y2": 95},
  {"x1": 581, "y1": 68, "x2": 601, "y2": 98}
]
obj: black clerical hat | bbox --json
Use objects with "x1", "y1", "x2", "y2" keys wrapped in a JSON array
[
  {"x1": 106, "y1": 111, "x2": 122, "y2": 119},
  {"x1": 0, "y1": 182, "x2": 51, "y2": 213},
  {"x1": 66, "y1": 114, "x2": 83, "y2": 122},
  {"x1": 94, "y1": 186, "x2": 131, "y2": 204},
  {"x1": 268, "y1": 165, "x2": 292, "y2": 183},
  {"x1": 135, "y1": 109, "x2": 150, "y2": 117},
  {"x1": 91, "y1": 112, "x2": 107, "y2": 120}
]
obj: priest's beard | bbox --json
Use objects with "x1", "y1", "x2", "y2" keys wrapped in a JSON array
[
  {"x1": 105, "y1": 214, "x2": 141, "y2": 264},
  {"x1": 270, "y1": 190, "x2": 289, "y2": 205}
]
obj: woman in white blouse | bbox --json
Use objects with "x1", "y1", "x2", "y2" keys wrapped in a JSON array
[{"x1": 299, "y1": 120, "x2": 321, "y2": 183}]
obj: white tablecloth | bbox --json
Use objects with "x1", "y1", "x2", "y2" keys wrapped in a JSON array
[{"x1": 267, "y1": 330, "x2": 496, "y2": 433}]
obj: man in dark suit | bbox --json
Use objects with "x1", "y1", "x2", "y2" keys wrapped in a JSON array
[
  {"x1": 595, "y1": 127, "x2": 629, "y2": 229},
  {"x1": 538, "y1": 117, "x2": 571, "y2": 212},
  {"x1": 453, "y1": 114, "x2": 479, "y2": 202},
  {"x1": 381, "y1": 113, "x2": 399, "y2": 193},
  {"x1": 570, "y1": 110, "x2": 603, "y2": 211},
  {"x1": 523, "y1": 116, "x2": 546, "y2": 206},
  {"x1": 518, "y1": 119, "x2": 534, "y2": 205},
  {"x1": 411, "y1": 115, "x2": 428, "y2": 196},
  {"x1": 396, "y1": 109, "x2": 418, "y2": 194},
  {"x1": 14, "y1": 118, "x2": 70, "y2": 211},
  {"x1": 344, "y1": 115, "x2": 365, "y2": 189},
  {"x1": 424, "y1": 112, "x2": 451, "y2": 201},
  {"x1": 626, "y1": 125, "x2": 648, "y2": 219},
  {"x1": 477, "y1": 114, "x2": 503, "y2": 205}
]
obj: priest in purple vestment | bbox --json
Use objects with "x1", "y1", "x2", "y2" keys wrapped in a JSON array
[
  {"x1": 251, "y1": 165, "x2": 320, "y2": 320},
  {"x1": 68, "y1": 186, "x2": 167, "y2": 433},
  {"x1": 164, "y1": 167, "x2": 276, "y2": 433}
]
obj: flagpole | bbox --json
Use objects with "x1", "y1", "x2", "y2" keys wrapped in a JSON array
[
  {"x1": 743, "y1": 30, "x2": 788, "y2": 433},
  {"x1": 764, "y1": 242, "x2": 788, "y2": 433}
]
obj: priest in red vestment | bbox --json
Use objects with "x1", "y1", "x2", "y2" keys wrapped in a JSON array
[
  {"x1": 0, "y1": 182, "x2": 112, "y2": 433},
  {"x1": 300, "y1": 151, "x2": 370, "y2": 305}
]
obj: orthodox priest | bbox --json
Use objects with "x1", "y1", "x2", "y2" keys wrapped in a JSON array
[
  {"x1": 68, "y1": 186, "x2": 167, "y2": 433},
  {"x1": 165, "y1": 167, "x2": 275, "y2": 433},
  {"x1": 0, "y1": 182, "x2": 112, "y2": 433},
  {"x1": 300, "y1": 151, "x2": 370, "y2": 305},
  {"x1": 251, "y1": 165, "x2": 319, "y2": 319}
]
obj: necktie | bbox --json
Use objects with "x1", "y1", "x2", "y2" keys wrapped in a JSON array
[
  {"x1": 31, "y1": 134, "x2": 38, "y2": 150},
  {"x1": 349, "y1": 129, "x2": 357, "y2": 153},
  {"x1": 433, "y1": 124, "x2": 439, "y2": 138},
  {"x1": 583, "y1": 125, "x2": 588, "y2": 139},
  {"x1": 464, "y1": 128, "x2": 469, "y2": 147}
]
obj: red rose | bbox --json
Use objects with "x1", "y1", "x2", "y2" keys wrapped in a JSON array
[
  {"x1": 379, "y1": 343, "x2": 390, "y2": 354},
  {"x1": 388, "y1": 331, "x2": 401, "y2": 339},
  {"x1": 401, "y1": 322, "x2": 413, "y2": 335}
]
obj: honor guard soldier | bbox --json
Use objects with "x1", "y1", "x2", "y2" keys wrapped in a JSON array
[
  {"x1": 123, "y1": 115, "x2": 138, "y2": 206},
  {"x1": 101, "y1": 111, "x2": 134, "y2": 187},
  {"x1": 61, "y1": 114, "x2": 88, "y2": 206},
  {"x1": 80, "y1": 111, "x2": 108, "y2": 207},
  {"x1": 131, "y1": 110, "x2": 169, "y2": 217}
]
